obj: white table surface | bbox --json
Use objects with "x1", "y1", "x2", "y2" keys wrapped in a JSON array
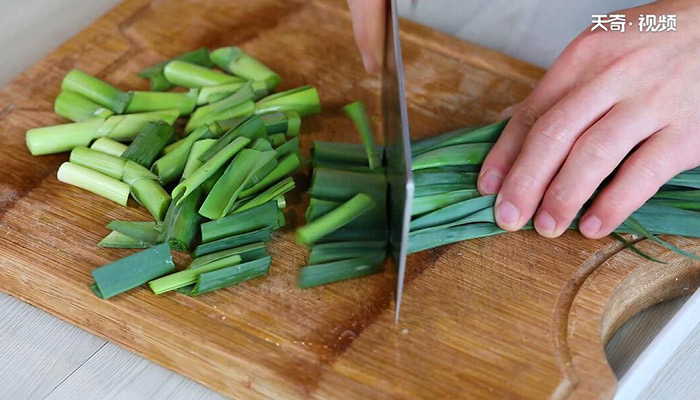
[{"x1": 1, "y1": 1, "x2": 694, "y2": 399}]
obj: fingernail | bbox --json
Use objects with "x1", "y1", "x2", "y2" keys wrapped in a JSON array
[
  {"x1": 534, "y1": 210, "x2": 557, "y2": 237},
  {"x1": 499, "y1": 104, "x2": 516, "y2": 119},
  {"x1": 479, "y1": 169, "x2": 503, "y2": 194},
  {"x1": 580, "y1": 215, "x2": 602, "y2": 238},
  {"x1": 495, "y1": 198, "x2": 520, "y2": 229}
]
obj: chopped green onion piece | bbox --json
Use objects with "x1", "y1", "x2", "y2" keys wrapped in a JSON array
[
  {"x1": 305, "y1": 198, "x2": 340, "y2": 221},
  {"x1": 255, "y1": 86, "x2": 321, "y2": 117},
  {"x1": 91, "y1": 243, "x2": 175, "y2": 299},
  {"x1": 106, "y1": 221, "x2": 161, "y2": 245},
  {"x1": 296, "y1": 193, "x2": 375, "y2": 246},
  {"x1": 230, "y1": 177, "x2": 295, "y2": 213},
  {"x1": 316, "y1": 226, "x2": 389, "y2": 243},
  {"x1": 26, "y1": 119, "x2": 103, "y2": 156},
  {"x1": 171, "y1": 137, "x2": 250, "y2": 204},
  {"x1": 163, "y1": 60, "x2": 243, "y2": 88},
  {"x1": 98, "y1": 230, "x2": 151, "y2": 249},
  {"x1": 298, "y1": 253, "x2": 385, "y2": 289},
  {"x1": 70, "y1": 146, "x2": 127, "y2": 180},
  {"x1": 412, "y1": 143, "x2": 493, "y2": 171},
  {"x1": 184, "y1": 256, "x2": 271, "y2": 296},
  {"x1": 259, "y1": 111, "x2": 301, "y2": 136},
  {"x1": 96, "y1": 110, "x2": 180, "y2": 141},
  {"x1": 268, "y1": 134, "x2": 286, "y2": 147},
  {"x1": 138, "y1": 48, "x2": 214, "y2": 91},
  {"x1": 201, "y1": 201, "x2": 279, "y2": 243},
  {"x1": 152, "y1": 123, "x2": 222, "y2": 185},
  {"x1": 210, "y1": 46, "x2": 281, "y2": 90},
  {"x1": 185, "y1": 83, "x2": 256, "y2": 133},
  {"x1": 199, "y1": 115, "x2": 266, "y2": 163},
  {"x1": 130, "y1": 178, "x2": 172, "y2": 221},
  {"x1": 91, "y1": 138, "x2": 127, "y2": 157},
  {"x1": 122, "y1": 121, "x2": 175, "y2": 168},
  {"x1": 188, "y1": 242, "x2": 268, "y2": 269},
  {"x1": 125, "y1": 89, "x2": 199, "y2": 115},
  {"x1": 54, "y1": 91, "x2": 114, "y2": 122},
  {"x1": 182, "y1": 139, "x2": 217, "y2": 179},
  {"x1": 61, "y1": 69, "x2": 132, "y2": 114},
  {"x1": 343, "y1": 101, "x2": 381, "y2": 169},
  {"x1": 161, "y1": 188, "x2": 205, "y2": 252},
  {"x1": 251, "y1": 138, "x2": 274, "y2": 152},
  {"x1": 312, "y1": 142, "x2": 373, "y2": 168},
  {"x1": 149, "y1": 254, "x2": 242, "y2": 294},
  {"x1": 411, "y1": 119, "x2": 507, "y2": 156},
  {"x1": 275, "y1": 136, "x2": 299, "y2": 159},
  {"x1": 200, "y1": 149, "x2": 276, "y2": 219},
  {"x1": 310, "y1": 168, "x2": 386, "y2": 203},
  {"x1": 240, "y1": 153, "x2": 301, "y2": 198},
  {"x1": 197, "y1": 82, "x2": 247, "y2": 105},
  {"x1": 193, "y1": 227, "x2": 274, "y2": 258},
  {"x1": 412, "y1": 189, "x2": 480, "y2": 216},
  {"x1": 57, "y1": 162, "x2": 130, "y2": 206},
  {"x1": 162, "y1": 139, "x2": 184, "y2": 155},
  {"x1": 308, "y1": 241, "x2": 387, "y2": 264}
]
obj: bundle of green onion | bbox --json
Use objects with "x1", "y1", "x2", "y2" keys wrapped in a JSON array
[
  {"x1": 295, "y1": 102, "x2": 389, "y2": 288},
  {"x1": 26, "y1": 46, "x2": 319, "y2": 299},
  {"x1": 407, "y1": 121, "x2": 700, "y2": 260}
]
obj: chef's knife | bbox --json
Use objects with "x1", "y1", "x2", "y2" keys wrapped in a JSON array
[{"x1": 382, "y1": 0, "x2": 414, "y2": 322}]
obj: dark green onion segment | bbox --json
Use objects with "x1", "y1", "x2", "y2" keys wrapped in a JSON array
[{"x1": 91, "y1": 243, "x2": 175, "y2": 299}]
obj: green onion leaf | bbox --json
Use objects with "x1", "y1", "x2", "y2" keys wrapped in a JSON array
[
  {"x1": 201, "y1": 201, "x2": 280, "y2": 243},
  {"x1": 411, "y1": 119, "x2": 507, "y2": 156},
  {"x1": 149, "y1": 254, "x2": 242, "y2": 294},
  {"x1": 171, "y1": 136, "x2": 250, "y2": 204},
  {"x1": 188, "y1": 242, "x2": 268, "y2": 269},
  {"x1": 412, "y1": 143, "x2": 493, "y2": 171},
  {"x1": 296, "y1": 193, "x2": 375, "y2": 246},
  {"x1": 91, "y1": 243, "x2": 175, "y2": 299},
  {"x1": 193, "y1": 227, "x2": 274, "y2": 258},
  {"x1": 183, "y1": 256, "x2": 271, "y2": 296},
  {"x1": 343, "y1": 101, "x2": 382, "y2": 169},
  {"x1": 122, "y1": 121, "x2": 175, "y2": 168},
  {"x1": 298, "y1": 253, "x2": 386, "y2": 289},
  {"x1": 308, "y1": 241, "x2": 387, "y2": 264}
]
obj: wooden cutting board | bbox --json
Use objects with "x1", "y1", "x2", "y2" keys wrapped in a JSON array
[{"x1": 1, "y1": 0, "x2": 699, "y2": 398}]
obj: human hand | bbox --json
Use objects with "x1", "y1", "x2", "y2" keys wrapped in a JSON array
[
  {"x1": 477, "y1": 0, "x2": 700, "y2": 239},
  {"x1": 347, "y1": 0, "x2": 386, "y2": 74}
]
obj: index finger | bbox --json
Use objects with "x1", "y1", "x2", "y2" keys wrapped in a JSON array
[{"x1": 347, "y1": 0, "x2": 386, "y2": 74}]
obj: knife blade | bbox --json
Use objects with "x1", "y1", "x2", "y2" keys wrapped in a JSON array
[{"x1": 382, "y1": 0, "x2": 414, "y2": 322}]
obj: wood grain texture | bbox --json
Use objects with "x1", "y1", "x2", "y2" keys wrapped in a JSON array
[{"x1": 0, "y1": 0, "x2": 699, "y2": 398}]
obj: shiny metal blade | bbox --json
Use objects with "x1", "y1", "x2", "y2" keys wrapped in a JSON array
[{"x1": 382, "y1": 0, "x2": 414, "y2": 322}]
